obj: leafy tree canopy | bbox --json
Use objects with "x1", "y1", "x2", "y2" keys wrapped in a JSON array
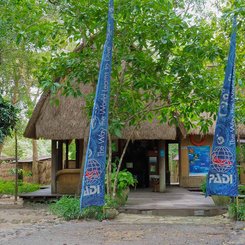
[
  {"x1": 0, "y1": 0, "x2": 244, "y2": 136},
  {"x1": 0, "y1": 95, "x2": 18, "y2": 143}
]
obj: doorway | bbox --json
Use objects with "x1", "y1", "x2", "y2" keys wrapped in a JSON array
[
  {"x1": 167, "y1": 143, "x2": 180, "y2": 186},
  {"x1": 122, "y1": 140, "x2": 159, "y2": 188}
]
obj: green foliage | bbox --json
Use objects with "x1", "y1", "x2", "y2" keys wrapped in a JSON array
[
  {"x1": 200, "y1": 178, "x2": 207, "y2": 194},
  {"x1": 2, "y1": 135, "x2": 51, "y2": 159},
  {"x1": 108, "y1": 169, "x2": 137, "y2": 205},
  {"x1": 68, "y1": 140, "x2": 76, "y2": 160},
  {"x1": 104, "y1": 194, "x2": 120, "y2": 209},
  {"x1": 9, "y1": 168, "x2": 32, "y2": 177},
  {"x1": 0, "y1": 179, "x2": 39, "y2": 195},
  {"x1": 6, "y1": 0, "x2": 241, "y2": 135},
  {"x1": 0, "y1": 0, "x2": 244, "y2": 152},
  {"x1": 50, "y1": 195, "x2": 120, "y2": 221},
  {"x1": 49, "y1": 196, "x2": 82, "y2": 221},
  {"x1": 237, "y1": 144, "x2": 245, "y2": 164},
  {"x1": 0, "y1": 95, "x2": 18, "y2": 143},
  {"x1": 228, "y1": 185, "x2": 245, "y2": 221},
  {"x1": 111, "y1": 169, "x2": 137, "y2": 193},
  {"x1": 80, "y1": 206, "x2": 105, "y2": 221},
  {"x1": 228, "y1": 201, "x2": 245, "y2": 221},
  {"x1": 238, "y1": 185, "x2": 245, "y2": 195}
]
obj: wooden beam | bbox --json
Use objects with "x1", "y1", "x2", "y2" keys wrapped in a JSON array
[{"x1": 51, "y1": 140, "x2": 58, "y2": 194}]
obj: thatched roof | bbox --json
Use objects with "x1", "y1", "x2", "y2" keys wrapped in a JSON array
[
  {"x1": 24, "y1": 85, "x2": 177, "y2": 140},
  {"x1": 187, "y1": 114, "x2": 245, "y2": 138},
  {"x1": 24, "y1": 85, "x2": 244, "y2": 140},
  {"x1": 121, "y1": 119, "x2": 176, "y2": 140},
  {"x1": 189, "y1": 124, "x2": 245, "y2": 137}
]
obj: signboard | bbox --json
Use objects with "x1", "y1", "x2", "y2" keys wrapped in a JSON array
[{"x1": 188, "y1": 146, "x2": 210, "y2": 176}]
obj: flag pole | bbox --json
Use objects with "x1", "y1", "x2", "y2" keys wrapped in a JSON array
[
  {"x1": 14, "y1": 128, "x2": 18, "y2": 203},
  {"x1": 80, "y1": 0, "x2": 114, "y2": 209}
]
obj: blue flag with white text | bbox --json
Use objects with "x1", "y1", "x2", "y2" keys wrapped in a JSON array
[
  {"x1": 80, "y1": 0, "x2": 114, "y2": 208},
  {"x1": 206, "y1": 17, "x2": 238, "y2": 197}
]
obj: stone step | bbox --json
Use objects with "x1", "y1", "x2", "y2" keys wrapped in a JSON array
[{"x1": 119, "y1": 207, "x2": 227, "y2": 217}]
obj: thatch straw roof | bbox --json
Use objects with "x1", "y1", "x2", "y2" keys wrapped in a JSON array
[
  {"x1": 187, "y1": 113, "x2": 245, "y2": 137},
  {"x1": 24, "y1": 85, "x2": 177, "y2": 140},
  {"x1": 24, "y1": 85, "x2": 244, "y2": 140},
  {"x1": 189, "y1": 124, "x2": 245, "y2": 137},
  {"x1": 121, "y1": 119, "x2": 176, "y2": 140}
]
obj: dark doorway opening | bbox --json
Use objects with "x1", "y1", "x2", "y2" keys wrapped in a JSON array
[{"x1": 122, "y1": 140, "x2": 159, "y2": 188}]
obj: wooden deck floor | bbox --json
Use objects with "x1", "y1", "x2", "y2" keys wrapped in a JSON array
[
  {"x1": 19, "y1": 186, "x2": 226, "y2": 216},
  {"x1": 19, "y1": 186, "x2": 62, "y2": 201},
  {"x1": 121, "y1": 186, "x2": 226, "y2": 216}
]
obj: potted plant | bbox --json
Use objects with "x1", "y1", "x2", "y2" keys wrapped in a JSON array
[{"x1": 110, "y1": 169, "x2": 138, "y2": 205}]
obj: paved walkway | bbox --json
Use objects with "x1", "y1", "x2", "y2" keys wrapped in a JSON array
[{"x1": 121, "y1": 187, "x2": 225, "y2": 216}]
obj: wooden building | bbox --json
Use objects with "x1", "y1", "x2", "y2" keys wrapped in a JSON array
[{"x1": 24, "y1": 85, "x2": 245, "y2": 194}]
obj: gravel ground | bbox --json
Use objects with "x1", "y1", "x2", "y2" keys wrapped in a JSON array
[{"x1": 0, "y1": 202, "x2": 244, "y2": 245}]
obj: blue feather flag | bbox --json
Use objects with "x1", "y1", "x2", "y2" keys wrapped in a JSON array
[
  {"x1": 80, "y1": 0, "x2": 114, "y2": 209},
  {"x1": 206, "y1": 17, "x2": 238, "y2": 197}
]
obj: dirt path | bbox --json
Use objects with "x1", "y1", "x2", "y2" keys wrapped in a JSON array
[
  {"x1": 0, "y1": 202, "x2": 63, "y2": 244},
  {"x1": 0, "y1": 202, "x2": 244, "y2": 245}
]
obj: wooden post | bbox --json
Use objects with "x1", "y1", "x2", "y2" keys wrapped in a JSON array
[
  {"x1": 51, "y1": 140, "x2": 58, "y2": 194},
  {"x1": 165, "y1": 143, "x2": 170, "y2": 186},
  {"x1": 76, "y1": 139, "x2": 83, "y2": 169},
  {"x1": 32, "y1": 139, "x2": 39, "y2": 183},
  {"x1": 158, "y1": 140, "x2": 166, "y2": 192},
  {"x1": 65, "y1": 140, "x2": 69, "y2": 169},
  {"x1": 57, "y1": 141, "x2": 63, "y2": 170}
]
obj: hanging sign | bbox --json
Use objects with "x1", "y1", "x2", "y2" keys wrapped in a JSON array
[
  {"x1": 80, "y1": 0, "x2": 114, "y2": 208},
  {"x1": 206, "y1": 17, "x2": 238, "y2": 197}
]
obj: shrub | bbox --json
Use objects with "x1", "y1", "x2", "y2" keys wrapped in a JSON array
[
  {"x1": 200, "y1": 178, "x2": 206, "y2": 194},
  {"x1": 50, "y1": 195, "x2": 119, "y2": 221},
  {"x1": 0, "y1": 179, "x2": 39, "y2": 194},
  {"x1": 228, "y1": 201, "x2": 245, "y2": 221},
  {"x1": 238, "y1": 185, "x2": 245, "y2": 195},
  {"x1": 110, "y1": 169, "x2": 137, "y2": 195},
  {"x1": 50, "y1": 196, "x2": 82, "y2": 221}
]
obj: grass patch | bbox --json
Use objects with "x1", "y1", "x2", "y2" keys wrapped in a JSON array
[
  {"x1": 228, "y1": 201, "x2": 245, "y2": 221},
  {"x1": 0, "y1": 179, "x2": 40, "y2": 195},
  {"x1": 50, "y1": 196, "x2": 81, "y2": 221},
  {"x1": 50, "y1": 195, "x2": 119, "y2": 221},
  {"x1": 228, "y1": 185, "x2": 245, "y2": 221}
]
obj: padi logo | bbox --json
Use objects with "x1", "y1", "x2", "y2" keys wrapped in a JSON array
[
  {"x1": 84, "y1": 185, "x2": 100, "y2": 196},
  {"x1": 209, "y1": 173, "x2": 233, "y2": 184}
]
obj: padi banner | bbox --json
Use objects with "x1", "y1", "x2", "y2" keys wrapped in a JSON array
[
  {"x1": 206, "y1": 17, "x2": 238, "y2": 197},
  {"x1": 80, "y1": 0, "x2": 114, "y2": 208}
]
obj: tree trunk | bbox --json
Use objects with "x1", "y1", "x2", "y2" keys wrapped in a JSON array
[
  {"x1": 112, "y1": 138, "x2": 131, "y2": 198},
  {"x1": 32, "y1": 139, "x2": 39, "y2": 183},
  {"x1": 0, "y1": 143, "x2": 3, "y2": 156}
]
